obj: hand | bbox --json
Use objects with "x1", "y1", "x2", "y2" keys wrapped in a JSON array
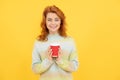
[
  {"x1": 56, "y1": 47, "x2": 63, "y2": 61},
  {"x1": 46, "y1": 47, "x2": 53, "y2": 61}
]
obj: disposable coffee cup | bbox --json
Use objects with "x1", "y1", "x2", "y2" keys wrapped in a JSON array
[{"x1": 50, "y1": 43, "x2": 60, "y2": 57}]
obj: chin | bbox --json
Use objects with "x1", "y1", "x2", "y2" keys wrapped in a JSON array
[
  {"x1": 49, "y1": 29, "x2": 58, "y2": 33},
  {"x1": 50, "y1": 29, "x2": 59, "y2": 32},
  {"x1": 50, "y1": 30, "x2": 58, "y2": 33}
]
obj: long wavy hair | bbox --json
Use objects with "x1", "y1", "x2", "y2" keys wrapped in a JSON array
[{"x1": 37, "y1": 5, "x2": 67, "y2": 41}]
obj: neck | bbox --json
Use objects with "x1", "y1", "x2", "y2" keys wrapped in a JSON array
[{"x1": 49, "y1": 32, "x2": 59, "y2": 35}]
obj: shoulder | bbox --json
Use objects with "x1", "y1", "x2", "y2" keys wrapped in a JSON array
[
  {"x1": 64, "y1": 36, "x2": 75, "y2": 42},
  {"x1": 61, "y1": 36, "x2": 76, "y2": 45},
  {"x1": 33, "y1": 39, "x2": 43, "y2": 46}
]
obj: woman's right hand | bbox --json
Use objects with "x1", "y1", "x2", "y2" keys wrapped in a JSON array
[{"x1": 46, "y1": 47, "x2": 53, "y2": 61}]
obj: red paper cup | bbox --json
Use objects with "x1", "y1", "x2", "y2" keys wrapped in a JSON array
[{"x1": 50, "y1": 43, "x2": 60, "y2": 57}]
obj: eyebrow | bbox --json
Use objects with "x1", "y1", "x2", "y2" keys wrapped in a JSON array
[
  {"x1": 47, "y1": 18, "x2": 52, "y2": 19},
  {"x1": 47, "y1": 17, "x2": 60, "y2": 20}
]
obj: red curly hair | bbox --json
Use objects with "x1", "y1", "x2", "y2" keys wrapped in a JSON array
[{"x1": 37, "y1": 5, "x2": 67, "y2": 41}]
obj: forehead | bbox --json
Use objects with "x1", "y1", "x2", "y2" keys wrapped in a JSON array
[{"x1": 46, "y1": 12, "x2": 60, "y2": 18}]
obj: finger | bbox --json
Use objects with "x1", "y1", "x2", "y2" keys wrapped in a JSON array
[
  {"x1": 48, "y1": 49, "x2": 52, "y2": 55},
  {"x1": 50, "y1": 51, "x2": 52, "y2": 57},
  {"x1": 49, "y1": 48, "x2": 52, "y2": 52},
  {"x1": 59, "y1": 48, "x2": 62, "y2": 54}
]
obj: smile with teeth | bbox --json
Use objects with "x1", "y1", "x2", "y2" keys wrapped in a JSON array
[{"x1": 50, "y1": 25, "x2": 57, "y2": 29}]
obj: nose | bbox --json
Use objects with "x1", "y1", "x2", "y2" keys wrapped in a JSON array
[{"x1": 51, "y1": 20, "x2": 56, "y2": 25}]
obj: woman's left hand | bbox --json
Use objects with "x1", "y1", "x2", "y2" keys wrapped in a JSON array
[{"x1": 56, "y1": 47, "x2": 63, "y2": 61}]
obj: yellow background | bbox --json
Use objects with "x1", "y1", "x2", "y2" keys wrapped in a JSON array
[{"x1": 0, "y1": 0, "x2": 120, "y2": 80}]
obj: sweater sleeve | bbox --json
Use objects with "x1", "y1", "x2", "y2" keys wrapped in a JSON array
[
  {"x1": 56, "y1": 38, "x2": 79, "y2": 72},
  {"x1": 32, "y1": 40, "x2": 53, "y2": 74}
]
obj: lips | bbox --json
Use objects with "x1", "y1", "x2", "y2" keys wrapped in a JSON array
[{"x1": 49, "y1": 25, "x2": 58, "y2": 29}]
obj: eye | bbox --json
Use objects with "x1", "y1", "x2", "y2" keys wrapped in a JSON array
[
  {"x1": 55, "y1": 18, "x2": 60, "y2": 21},
  {"x1": 47, "y1": 18, "x2": 52, "y2": 21}
]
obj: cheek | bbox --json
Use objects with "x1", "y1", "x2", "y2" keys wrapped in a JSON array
[
  {"x1": 56, "y1": 21, "x2": 61, "y2": 26},
  {"x1": 46, "y1": 21, "x2": 50, "y2": 26}
]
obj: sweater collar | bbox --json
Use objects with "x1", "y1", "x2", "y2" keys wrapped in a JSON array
[{"x1": 47, "y1": 33, "x2": 63, "y2": 41}]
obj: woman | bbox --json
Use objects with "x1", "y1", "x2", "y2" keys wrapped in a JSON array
[{"x1": 32, "y1": 5, "x2": 79, "y2": 80}]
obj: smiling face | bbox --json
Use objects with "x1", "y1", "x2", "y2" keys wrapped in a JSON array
[{"x1": 46, "y1": 12, "x2": 61, "y2": 34}]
